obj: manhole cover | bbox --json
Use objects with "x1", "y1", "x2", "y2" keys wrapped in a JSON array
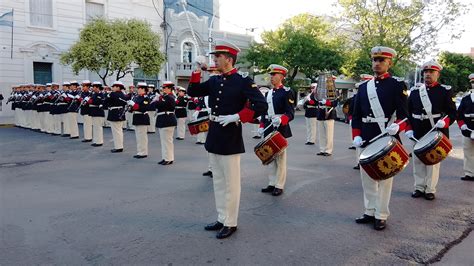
[{"x1": 0, "y1": 159, "x2": 52, "y2": 168}]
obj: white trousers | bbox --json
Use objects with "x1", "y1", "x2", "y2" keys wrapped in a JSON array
[
  {"x1": 68, "y1": 112, "x2": 79, "y2": 137},
  {"x1": 305, "y1": 117, "x2": 317, "y2": 143},
  {"x1": 110, "y1": 121, "x2": 124, "y2": 149},
  {"x1": 14, "y1": 109, "x2": 19, "y2": 126},
  {"x1": 147, "y1": 111, "x2": 156, "y2": 133},
  {"x1": 103, "y1": 110, "x2": 111, "y2": 127},
  {"x1": 413, "y1": 153, "x2": 440, "y2": 193},
  {"x1": 135, "y1": 125, "x2": 148, "y2": 156},
  {"x1": 197, "y1": 132, "x2": 207, "y2": 143},
  {"x1": 317, "y1": 119, "x2": 334, "y2": 154},
  {"x1": 209, "y1": 153, "x2": 241, "y2": 227},
  {"x1": 32, "y1": 111, "x2": 40, "y2": 130},
  {"x1": 463, "y1": 137, "x2": 474, "y2": 177},
  {"x1": 61, "y1": 113, "x2": 69, "y2": 134},
  {"x1": 125, "y1": 112, "x2": 134, "y2": 130},
  {"x1": 267, "y1": 149, "x2": 287, "y2": 189},
  {"x1": 360, "y1": 147, "x2": 393, "y2": 220},
  {"x1": 176, "y1": 118, "x2": 186, "y2": 139},
  {"x1": 45, "y1": 113, "x2": 53, "y2": 133},
  {"x1": 92, "y1": 116, "x2": 104, "y2": 144},
  {"x1": 159, "y1": 127, "x2": 175, "y2": 161},
  {"x1": 252, "y1": 124, "x2": 260, "y2": 137},
  {"x1": 39, "y1": 112, "x2": 46, "y2": 132},
  {"x1": 51, "y1": 114, "x2": 61, "y2": 134},
  {"x1": 83, "y1": 115, "x2": 93, "y2": 140}
]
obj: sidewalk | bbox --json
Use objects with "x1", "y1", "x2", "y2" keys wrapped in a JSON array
[{"x1": 0, "y1": 115, "x2": 13, "y2": 126}]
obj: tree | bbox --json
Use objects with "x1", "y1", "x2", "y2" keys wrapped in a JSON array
[
  {"x1": 244, "y1": 14, "x2": 345, "y2": 87},
  {"x1": 438, "y1": 52, "x2": 474, "y2": 94},
  {"x1": 337, "y1": 0, "x2": 467, "y2": 79},
  {"x1": 61, "y1": 18, "x2": 165, "y2": 85}
]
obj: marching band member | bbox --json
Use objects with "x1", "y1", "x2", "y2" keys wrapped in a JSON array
[
  {"x1": 105, "y1": 81, "x2": 127, "y2": 153},
  {"x1": 188, "y1": 40, "x2": 267, "y2": 239},
  {"x1": 58, "y1": 82, "x2": 71, "y2": 137},
  {"x1": 252, "y1": 86, "x2": 269, "y2": 139},
  {"x1": 125, "y1": 85, "x2": 135, "y2": 131},
  {"x1": 457, "y1": 73, "x2": 474, "y2": 181},
  {"x1": 129, "y1": 82, "x2": 150, "y2": 159},
  {"x1": 31, "y1": 84, "x2": 41, "y2": 131},
  {"x1": 147, "y1": 84, "x2": 157, "y2": 134},
  {"x1": 193, "y1": 96, "x2": 210, "y2": 145},
  {"x1": 175, "y1": 86, "x2": 189, "y2": 140},
  {"x1": 80, "y1": 80, "x2": 93, "y2": 142},
  {"x1": 259, "y1": 64, "x2": 295, "y2": 196},
  {"x1": 405, "y1": 61, "x2": 456, "y2": 200},
  {"x1": 316, "y1": 77, "x2": 338, "y2": 156},
  {"x1": 43, "y1": 83, "x2": 54, "y2": 134},
  {"x1": 351, "y1": 46, "x2": 409, "y2": 230},
  {"x1": 66, "y1": 81, "x2": 80, "y2": 139},
  {"x1": 155, "y1": 82, "x2": 177, "y2": 165},
  {"x1": 303, "y1": 83, "x2": 317, "y2": 145},
  {"x1": 88, "y1": 82, "x2": 105, "y2": 147},
  {"x1": 50, "y1": 83, "x2": 62, "y2": 136},
  {"x1": 35, "y1": 84, "x2": 47, "y2": 133}
]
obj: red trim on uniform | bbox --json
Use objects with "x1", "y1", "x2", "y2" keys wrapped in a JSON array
[
  {"x1": 405, "y1": 123, "x2": 412, "y2": 131},
  {"x1": 426, "y1": 81, "x2": 439, "y2": 88},
  {"x1": 190, "y1": 71, "x2": 201, "y2": 83},
  {"x1": 309, "y1": 100, "x2": 315, "y2": 105},
  {"x1": 372, "y1": 52, "x2": 394, "y2": 58},
  {"x1": 376, "y1": 72, "x2": 391, "y2": 80},
  {"x1": 260, "y1": 122, "x2": 264, "y2": 128},
  {"x1": 132, "y1": 103, "x2": 139, "y2": 111},
  {"x1": 394, "y1": 119, "x2": 407, "y2": 132},
  {"x1": 424, "y1": 65, "x2": 441, "y2": 71},
  {"x1": 352, "y1": 128, "x2": 361, "y2": 138},
  {"x1": 214, "y1": 45, "x2": 239, "y2": 56},
  {"x1": 238, "y1": 107, "x2": 255, "y2": 123},
  {"x1": 280, "y1": 115, "x2": 289, "y2": 126},
  {"x1": 348, "y1": 115, "x2": 352, "y2": 121},
  {"x1": 325, "y1": 99, "x2": 332, "y2": 107},
  {"x1": 223, "y1": 68, "x2": 238, "y2": 76},
  {"x1": 441, "y1": 117, "x2": 450, "y2": 128},
  {"x1": 457, "y1": 120, "x2": 465, "y2": 128},
  {"x1": 196, "y1": 107, "x2": 201, "y2": 111},
  {"x1": 87, "y1": 98, "x2": 93, "y2": 104}
]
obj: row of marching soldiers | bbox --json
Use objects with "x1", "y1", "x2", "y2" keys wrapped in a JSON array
[{"x1": 6, "y1": 80, "x2": 209, "y2": 165}]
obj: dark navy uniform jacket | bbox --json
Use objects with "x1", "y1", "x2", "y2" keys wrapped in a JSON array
[
  {"x1": 66, "y1": 91, "x2": 80, "y2": 113},
  {"x1": 131, "y1": 95, "x2": 150, "y2": 126},
  {"x1": 56, "y1": 91, "x2": 70, "y2": 114},
  {"x1": 352, "y1": 73, "x2": 409, "y2": 148},
  {"x1": 104, "y1": 91, "x2": 127, "y2": 121},
  {"x1": 261, "y1": 86, "x2": 295, "y2": 138},
  {"x1": 316, "y1": 98, "x2": 338, "y2": 120},
  {"x1": 303, "y1": 93, "x2": 318, "y2": 118},
  {"x1": 187, "y1": 68, "x2": 268, "y2": 155},
  {"x1": 155, "y1": 93, "x2": 177, "y2": 128},
  {"x1": 79, "y1": 91, "x2": 91, "y2": 116},
  {"x1": 175, "y1": 95, "x2": 188, "y2": 118},
  {"x1": 457, "y1": 92, "x2": 474, "y2": 138},
  {"x1": 407, "y1": 82, "x2": 456, "y2": 139},
  {"x1": 88, "y1": 91, "x2": 105, "y2": 117}
]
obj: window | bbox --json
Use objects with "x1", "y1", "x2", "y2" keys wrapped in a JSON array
[
  {"x1": 133, "y1": 68, "x2": 159, "y2": 87},
  {"x1": 182, "y1": 42, "x2": 194, "y2": 63},
  {"x1": 86, "y1": 2, "x2": 104, "y2": 22},
  {"x1": 29, "y1": 0, "x2": 53, "y2": 28},
  {"x1": 33, "y1": 62, "x2": 53, "y2": 85}
]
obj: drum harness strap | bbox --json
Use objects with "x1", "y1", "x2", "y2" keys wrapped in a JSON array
[
  {"x1": 265, "y1": 89, "x2": 283, "y2": 120},
  {"x1": 367, "y1": 79, "x2": 390, "y2": 134},
  {"x1": 417, "y1": 84, "x2": 435, "y2": 127}
]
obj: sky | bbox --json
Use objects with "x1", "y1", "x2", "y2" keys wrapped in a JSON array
[{"x1": 219, "y1": 0, "x2": 474, "y2": 60}]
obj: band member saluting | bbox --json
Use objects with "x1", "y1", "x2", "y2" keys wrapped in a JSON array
[
  {"x1": 457, "y1": 73, "x2": 474, "y2": 181},
  {"x1": 105, "y1": 81, "x2": 127, "y2": 153},
  {"x1": 351, "y1": 46, "x2": 409, "y2": 230},
  {"x1": 155, "y1": 81, "x2": 177, "y2": 165},
  {"x1": 405, "y1": 61, "x2": 456, "y2": 200},
  {"x1": 187, "y1": 40, "x2": 268, "y2": 239},
  {"x1": 259, "y1": 64, "x2": 294, "y2": 196}
]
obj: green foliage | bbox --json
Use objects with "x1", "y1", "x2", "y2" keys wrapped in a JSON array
[
  {"x1": 244, "y1": 14, "x2": 345, "y2": 87},
  {"x1": 438, "y1": 51, "x2": 474, "y2": 93},
  {"x1": 61, "y1": 18, "x2": 165, "y2": 85}
]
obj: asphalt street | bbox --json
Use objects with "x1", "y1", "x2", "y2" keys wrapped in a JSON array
[{"x1": 0, "y1": 112, "x2": 473, "y2": 265}]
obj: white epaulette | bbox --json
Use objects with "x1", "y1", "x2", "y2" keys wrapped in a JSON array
[
  {"x1": 410, "y1": 83, "x2": 423, "y2": 91},
  {"x1": 238, "y1": 71, "x2": 249, "y2": 78},
  {"x1": 393, "y1": 76, "x2": 405, "y2": 82},
  {"x1": 441, "y1": 84, "x2": 452, "y2": 90},
  {"x1": 284, "y1": 86, "x2": 291, "y2": 92}
]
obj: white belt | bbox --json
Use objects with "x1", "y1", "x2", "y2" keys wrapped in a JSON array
[
  {"x1": 157, "y1": 111, "x2": 174, "y2": 116},
  {"x1": 133, "y1": 111, "x2": 148, "y2": 114},
  {"x1": 175, "y1": 106, "x2": 185, "y2": 109},
  {"x1": 412, "y1": 113, "x2": 441, "y2": 120},
  {"x1": 36, "y1": 103, "x2": 44, "y2": 105},
  {"x1": 43, "y1": 102, "x2": 51, "y2": 105},
  {"x1": 306, "y1": 106, "x2": 317, "y2": 108},
  {"x1": 57, "y1": 103, "x2": 68, "y2": 105},
  {"x1": 89, "y1": 104, "x2": 99, "y2": 107},
  {"x1": 209, "y1": 114, "x2": 219, "y2": 121},
  {"x1": 464, "y1": 113, "x2": 474, "y2": 118},
  {"x1": 362, "y1": 117, "x2": 388, "y2": 123},
  {"x1": 108, "y1": 106, "x2": 123, "y2": 110},
  {"x1": 265, "y1": 114, "x2": 283, "y2": 119}
]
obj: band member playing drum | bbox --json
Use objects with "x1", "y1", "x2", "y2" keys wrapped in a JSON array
[
  {"x1": 457, "y1": 73, "x2": 474, "y2": 181},
  {"x1": 187, "y1": 39, "x2": 267, "y2": 239},
  {"x1": 404, "y1": 61, "x2": 456, "y2": 200},
  {"x1": 259, "y1": 64, "x2": 294, "y2": 196},
  {"x1": 351, "y1": 46, "x2": 409, "y2": 230}
]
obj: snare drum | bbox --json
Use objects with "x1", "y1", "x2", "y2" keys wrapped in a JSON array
[
  {"x1": 414, "y1": 131, "x2": 452, "y2": 165},
  {"x1": 187, "y1": 118, "x2": 210, "y2": 135},
  {"x1": 359, "y1": 136, "x2": 410, "y2": 181},
  {"x1": 254, "y1": 131, "x2": 288, "y2": 165}
]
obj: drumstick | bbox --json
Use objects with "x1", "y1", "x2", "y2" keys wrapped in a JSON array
[{"x1": 367, "y1": 118, "x2": 408, "y2": 144}]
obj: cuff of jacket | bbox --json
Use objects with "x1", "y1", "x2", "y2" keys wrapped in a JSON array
[
  {"x1": 238, "y1": 107, "x2": 255, "y2": 123},
  {"x1": 457, "y1": 120, "x2": 465, "y2": 128},
  {"x1": 280, "y1": 114, "x2": 289, "y2": 125},
  {"x1": 441, "y1": 117, "x2": 450, "y2": 128},
  {"x1": 352, "y1": 128, "x2": 361, "y2": 138},
  {"x1": 190, "y1": 71, "x2": 201, "y2": 83},
  {"x1": 395, "y1": 119, "x2": 407, "y2": 132}
]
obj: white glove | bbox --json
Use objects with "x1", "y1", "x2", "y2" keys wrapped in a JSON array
[
  {"x1": 405, "y1": 130, "x2": 414, "y2": 139},
  {"x1": 436, "y1": 119, "x2": 446, "y2": 128},
  {"x1": 74, "y1": 95, "x2": 80, "y2": 99},
  {"x1": 32, "y1": 95, "x2": 37, "y2": 99},
  {"x1": 192, "y1": 111, "x2": 199, "y2": 120},
  {"x1": 217, "y1": 114, "x2": 240, "y2": 127},
  {"x1": 471, "y1": 131, "x2": 474, "y2": 140},
  {"x1": 84, "y1": 96, "x2": 90, "y2": 102},
  {"x1": 271, "y1": 116, "x2": 281, "y2": 127},
  {"x1": 320, "y1": 99, "x2": 327, "y2": 105},
  {"x1": 257, "y1": 127, "x2": 265, "y2": 136},
  {"x1": 61, "y1": 93, "x2": 67, "y2": 98},
  {"x1": 386, "y1": 123, "x2": 400, "y2": 135},
  {"x1": 353, "y1": 136, "x2": 364, "y2": 147},
  {"x1": 460, "y1": 124, "x2": 468, "y2": 131},
  {"x1": 349, "y1": 120, "x2": 352, "y2": 126},
  {"x1": 67, "y1": 93, "x2": 74, "y2": 98},
  {"x1": 127, "y1": 100, "x2": 135, "y2": 106}
]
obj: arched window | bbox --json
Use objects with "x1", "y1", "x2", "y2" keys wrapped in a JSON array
[{"x1": 182, "y1": 41, "x2": 194, "y2": 63}]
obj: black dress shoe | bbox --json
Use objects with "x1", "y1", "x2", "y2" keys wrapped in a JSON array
[
  {"x1": 204, "y1": 221, "x2": 223, "y2": 231},
  {"x1": 91, "y1": 143, "x2": 103, "y2": 147},
  {"x1": 69, "y1": 136, "x2": 79, "y2": 139},
  {"x1": 461, "y1": 175, "x2": 474, "y2": 181},
  {"x1": 261, "y1": 185, "x2": 275, "y2": 193},
  {"x1": 348, "y1": 146, "x2": 356, "y2": 150},
  {"x1": 272, "y1": 188, "x2": 283, "y2": 196},
  {"x1": 216, "y1": 226, "x2": 237, "y2": 239},
  {"x1": 202, "y1": 171, "x2": 213, "y2": 177},
  {"x1": 61, "y1": 134, "x2": 70, "y2": 137},
  {"x1": 252, "y1": 136, "x2": 262, "y2": 139},
  {"x1": 305, "y1": 142, "x2": 315, "y2": 145},
  {"x1": 133, "y1": 155, "x2": 147, "y2": 159},
  {"x1": 147, "y1": 131, "x2": 155, "y2": 134},
  {"x1": 353, "y1": 164, "x2": 360, "y2": 170},
  {"x1": 316, "y1": 152, "x2": 325, "y2": 156},
  {"x1": 82, "y1": 139, "x2": 92, "y2": 142},
  {"x1": 52, "y1": 133, "x2": 61, "y2": 136},
  {"x1": 161, "y1": 161, "x2": 173, "y2": 165},
  {"x1": 323, "y1": 153, "x2": 332, "y2": 156},
  {"x1": 411, "y1": 190, "x2": 424, "y2": 198},
  {"x1": 157, "y1": 160, "x2": 165, "y2": 164},
  {"x1": 175, "y1": 137, "x2": 184, "y2": 140},
  {"x1": 111, "y1": 148, "x2": 123, "y2": 153},
  {"x1": 374, "y1": 219, "x2": 386, "y2": 230},
  {"x1": 424, "y1": 193, "x2": 435, "y2": 200},
  {"x1": 355, "y1": 214, "x2": 375, "y2": 224},
  {"x1": 195, "y1": 142, "x2": 205, "y2": 145}
]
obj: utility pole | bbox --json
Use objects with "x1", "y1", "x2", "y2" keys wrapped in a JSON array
[{"x1": 161, "y1": 0, "x2": 169, "y2": 80}]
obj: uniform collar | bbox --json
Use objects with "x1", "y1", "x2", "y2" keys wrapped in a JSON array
[
  {"x1": 222, "y1": 68, "x2": 237, "y2": 76},
  {"x1": 273, "y1": 85, "x2": 284, "y2": 90},
  {"x1": 425, "y1": 81, "x2": 439, "y2": 88},
  {"x1": 375, "y1": 72, "x2": 391, "y2": 80}
]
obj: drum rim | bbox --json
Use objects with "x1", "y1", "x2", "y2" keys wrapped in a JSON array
[
  {"x1": 359, "y1": 136, "x2": 397, "y2": 164},
  {"x1": 188, "y1": 117, "x2": 210, "y2": 126},
  {"x1": 255, "y1": 131, "x2": 282, "y2": 148},
  {"x1": 414, "y1": 131, "x2": 443, "y2": 154}
]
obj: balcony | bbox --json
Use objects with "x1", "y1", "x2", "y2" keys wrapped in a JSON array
[{"x1": 175, "y1": 63, "x2": 194, "y2": 77}]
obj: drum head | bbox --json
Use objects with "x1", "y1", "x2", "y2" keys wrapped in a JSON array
[
  {"x1": 360, "y1": 136, "x2": 394, "y2": 161},
  {"x1": 414, "y1": 131, "x2": 441, "y2": 150}
]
